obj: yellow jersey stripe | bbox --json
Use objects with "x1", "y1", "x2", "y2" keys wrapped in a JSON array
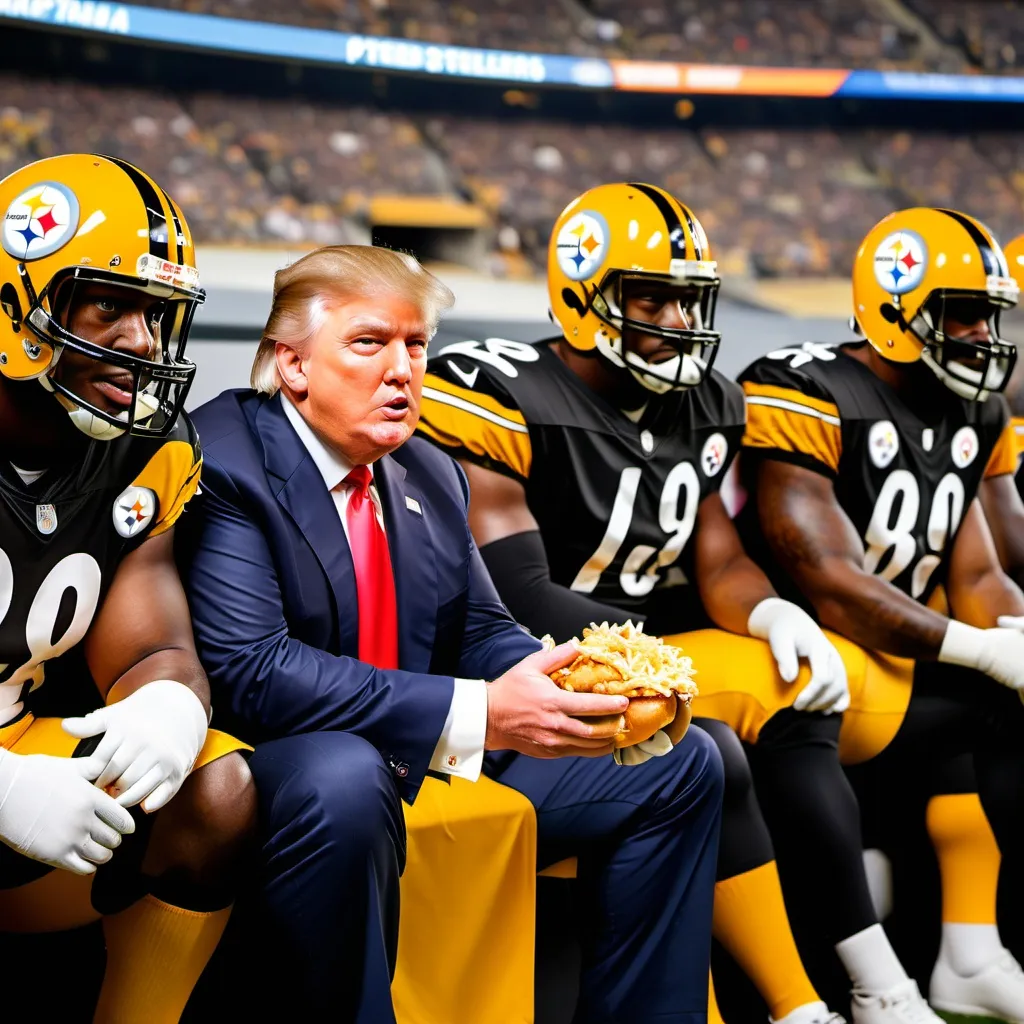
[
  {"x1": 419, "y1": 398, "x2": 532, "y2": 480},
  {"x1": 743, "y1": 401, "x2": 842, "y2": 472},
  {"x1": 743, "y1": 381, "x2": 840, "y2": 421},
  {"x1": 1011, "y1": 416, "x2": 1024, "y2": 464},
  {"x1": 422, "y1": 375, "x2": 528, "y2": 426},
  {"x1": 421, "y1": 386, "x2": 529, "y2": 434},
  {"x1": 984, "y1": 421, "x2": 1018, "y2": 479},
  {"x1": 133, "y1": 440, "x2": 201, "y2": 537},
  {"x1": 745, "y1": 394, "x2": 842, "y2": 427}
]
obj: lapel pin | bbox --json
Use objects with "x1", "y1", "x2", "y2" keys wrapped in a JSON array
[{"x1": 405, "y1": 496, "x2": 422, "y2": 515}]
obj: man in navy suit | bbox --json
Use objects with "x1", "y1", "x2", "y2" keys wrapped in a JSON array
[{"x1": 179, "y1": 245, "x2": 724, "y2": 1022}]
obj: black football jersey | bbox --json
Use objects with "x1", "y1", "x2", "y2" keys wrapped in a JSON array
[
  {"x1": 418, "y1": 337, "x2": 746, "y2": 634},
  {"x1": 0, "y1": 415, "x2": 201, "y2": 727},
  {"x1": 737, "y1": 341, "x2": 1015, "y2": 610}
]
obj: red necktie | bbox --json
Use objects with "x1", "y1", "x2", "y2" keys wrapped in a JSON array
[{"x1": 344, "y1": 465, "x2": 399, "y2": 669}]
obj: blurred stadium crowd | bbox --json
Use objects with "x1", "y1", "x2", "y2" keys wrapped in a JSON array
[
  {"x1": 126, "y1": 0, "x2": 1023, "y2": 72},
  {"x1": 2, "y1": 1, "x2": 1022, "y2": 278},
  {"x1": 3, "y1": 71, "x2": 1022, "y2": 278}
]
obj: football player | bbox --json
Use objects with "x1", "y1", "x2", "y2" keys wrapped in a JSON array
[
  {"x1": 736, "y1": 207, "x2": 1024, "y2": 1023},
  {"x1": 980, "y1": 232, "x2": 1024, "y2": 541},
  {"x1": 0, "y1": 154, "x2": 254, "y2": 1021},
  {"x1": 418, "y1": 182, "x2": 847, "y2": 1024}
]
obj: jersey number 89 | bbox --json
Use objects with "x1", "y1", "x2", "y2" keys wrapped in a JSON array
[{"x1": 863, "y1": 470, "x2": 965, "y2": 598}]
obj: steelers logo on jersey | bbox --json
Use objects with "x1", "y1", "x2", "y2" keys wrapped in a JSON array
[
  {"x1": 951, "y1": 426, "x2": 979, "y2": 469},
  {"x1": 873, "y1": 230, "x2": 928, "y2": 296},
  {"x1": 701, "y1": 432, "x2": 728, "y2": 476},
  {"x1": 2, "y1": 181, "x2": 81, "y2": 261},
  {"x1": 555, "y1": 210, "x2": 608, "y2": 282},
  {"x1": 112, "y1": 486, "x2": 157, "y2": 539},
  {"x1": 868, "y1": 420, "x2": 900, "y2": 468}
]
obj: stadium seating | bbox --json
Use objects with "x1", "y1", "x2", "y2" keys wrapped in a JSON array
[
  {"x1": 584, "y1": 0, "x2": 934, "y2": 68},
  {"x1": 4, "y1": 72, "x2": 1023, "y2": 277},
  {"x1": 124, "y1": 0, "x2": 1023, "y2": 72},
  {"x1": 903, "y1": 0, "x2": 1024, "y2": 72}
]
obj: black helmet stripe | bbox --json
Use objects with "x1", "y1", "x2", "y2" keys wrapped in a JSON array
[
  {"x1": 936, "y1": 207, "x2": 1006, "y2": 278},
  {"x1": 628, "y1": 182, "x2": 697, "y2": 260},
  {"x1": 103, "y1": 155, "x2": 170, "y2": 262},
  {"x1": 159, "y1": 186, "x2": 184, "y2": 264}
]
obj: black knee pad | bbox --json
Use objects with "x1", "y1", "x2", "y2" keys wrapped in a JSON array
[
  {"x1": 755, "y1": 706, "x2": 841, "y2": 754},
  {"x1": 72, "y1": 735, "x2": 155, "y2": 916}
]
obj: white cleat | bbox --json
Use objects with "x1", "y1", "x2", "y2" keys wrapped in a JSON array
[
  {"x1": 930, "y1": 950, "x2": 1024, "y2": 1023},
  {"x1": 851, "y1": 980, "x2": 945, "y2": 1024}
]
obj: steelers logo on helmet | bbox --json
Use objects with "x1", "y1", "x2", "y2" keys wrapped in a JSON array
[
  {"x1": 556, "y1": 210, "x2": 609, "y2": 282},
  {"x1": 873, "y1": 230, "x2": 928, "y2": 296},
  {"x1": 112, "y1": 486, "x2": 157, "y2": 539},
  {"x1": 2, "y1": 182, "x2": 80, "y2": 261}
]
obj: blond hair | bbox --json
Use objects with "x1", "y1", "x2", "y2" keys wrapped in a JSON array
[{"x1": 250, "y1": 245, "x2": 455, "y2": 394}]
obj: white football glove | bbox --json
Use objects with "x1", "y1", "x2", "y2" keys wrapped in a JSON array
[
  {"x1": 996, "y1": 615, "x2": 1024, "y2": 633},
  {"x1": 940, "y1": 620, "x2": 1024, "y2": 693},
  {"x1": 0, "y1": 748, "x2": 135, "y2": 875},
  {"x1": 747, "y1": 597, "x2": 850, "y2": 714},
  {"x1": 63, "y1": 680, "x2": 208, "y2": 814},
  {"x1": 613, "y1": 729, "x2": 674, "y2": 767}
]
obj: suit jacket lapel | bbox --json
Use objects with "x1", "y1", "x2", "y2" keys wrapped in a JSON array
[
  {"x1": 375, "y1": 454, "x2": 438, "y2": 673},
  {"x1": 256, "y1": 394, "x2": 359, "y2": 655}
]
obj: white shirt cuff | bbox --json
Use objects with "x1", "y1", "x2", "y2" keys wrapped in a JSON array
[{"x1": 429, "y1": 678, "x2": 488, "y2": 782}]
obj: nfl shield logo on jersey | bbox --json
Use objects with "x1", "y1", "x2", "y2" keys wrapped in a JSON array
[
  {"x1": 112, "y1": 486, "x2": 157, "y2": 539},
  {"x1": 35, "y1": 503, "x2": 57, "y2": 535}
]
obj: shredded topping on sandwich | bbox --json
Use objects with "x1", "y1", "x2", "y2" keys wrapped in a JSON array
[{"x1": 552, "y1": 621, "x2": 698, "y2": 700}]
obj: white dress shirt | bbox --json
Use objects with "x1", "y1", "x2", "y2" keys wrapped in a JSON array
[{"x1": 282, "y1": 396, "x2": 488, "y2": 781}]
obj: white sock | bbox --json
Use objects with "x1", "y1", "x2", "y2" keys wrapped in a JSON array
[
  {"x1": 835, "y1": 923, "x2": 908, "y2": 992},
  {"x1": 937, "y1": 923, "x2": 1005, "y2": 977},
  {"x1": 771, "y1": 1000, "x2": 831, "y2": 1024}
]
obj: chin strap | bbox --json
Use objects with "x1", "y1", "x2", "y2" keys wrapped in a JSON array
[
  {"x1": 37, "y1": 375, "x2": 161, "y2": 441},
  {"x1": 593, "y1": 327, "x2": 704, "y2": 395}
]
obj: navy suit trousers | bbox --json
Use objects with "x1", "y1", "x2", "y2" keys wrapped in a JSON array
[
  {"x1": 232, "y1": 726, "x2": 721, "y2": 1023},
  {"x1": 491, "y1": 726, "x2": 724, "y2": 1024},
  {"x1": 245, "y1": 732, "x2": 405, "y2": 1022}
]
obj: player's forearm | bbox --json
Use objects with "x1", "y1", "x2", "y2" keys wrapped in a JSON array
[
  {"x1": 479, "y1": 532, "x2": 638, "y2": 641},
  {"x1": 948, "y1": 569, "x2": 1024, "y2": 629},
  {"x1": 699, "y1": 554, "x2": 777, "y2": 635},
  {"x1": 992, "y1": 523, "x2": 1024, "y2": 593},
  {"x1": 103, "y1": 646, "x2": 211, "y2": 713},
  {"x1": 804, "y1": 559, "x2": 948, "y2": 660},
  {"x1": 980, "y1": 478, "x2": 1024, "y2": 589}
]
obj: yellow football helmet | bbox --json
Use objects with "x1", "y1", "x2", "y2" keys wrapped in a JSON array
[
  {"x1": 0, "y1": 153, "x2": 204, "y2": 439},
  {"x1": 1001, "y1": 233, "x2": 1024, "y2": 348},
  {"x1": 547, "y1": 182, "x2": 720, "y2": 394},
  {"x1": 851, "y1": 207, "x2": 1018, "y2": 401},
  {"x1": 1006, "y1": 233, "x2": 1024, "y2": 286}
]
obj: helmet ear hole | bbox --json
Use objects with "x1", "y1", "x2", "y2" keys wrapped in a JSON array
[
  {"x1": 0, "y1": 284, "x2": 22, "y2": 330},
  {"x1": 880, "y1": 303, "x2": 901, "y2": 324},
  {"x1": 561, "y1": 287, "x2": 587, "y2": 317}
]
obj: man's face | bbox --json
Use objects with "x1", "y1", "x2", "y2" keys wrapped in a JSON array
[
  {"x1": 294, "y1": 292, "x2": 429, "y2": 464},
  {"x1": 940, "y1": 296, "x2": 994, "y2": 345},
  {"x1": 620, "y1": 280, "x2": 703, "y2": 363},
  {"x1": 52, "y1": 281, "x2": 164, "y2": 417}
]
